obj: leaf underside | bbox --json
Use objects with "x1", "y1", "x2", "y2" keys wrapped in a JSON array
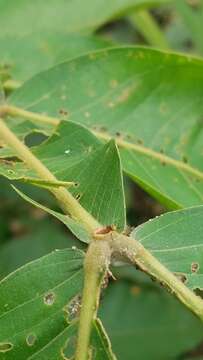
[{"x1": 1, "y1": 120, "x2": 126, "y2": 241}]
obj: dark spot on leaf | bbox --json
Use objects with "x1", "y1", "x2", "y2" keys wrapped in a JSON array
[
  {"x1": 0, "y1": 342, "x2": 13, "y2": 352},
  {"x1": 191, "y1": 262, "x2": 199, "y2": 273},
  {"x1": 26, "y1": 333, "x2": 37, "y2": 346},
  {"x1": 161, "y1": 161, "x2": 166, "y2": 166},
  {"x1": 100, "y1": 126, "x2": 107, "y2": 132},
  {"x1": 75, "y1": 194, "x2": 81, "y2": 200},
  {"x1": 115, "y1": 131, "x2": 121, "y2": 137},
  {"x1": 59, "y1": 109, "x2": 69, "y2": 116},
  {"x1": 182, "y1": 155, "x2": 188, "y2": 163},
  {"x1": 194, "y1": 288, "x2": 203, "y2": 298},
  {"x1": 74, "y1": 182, "x2": 79, "y2": 188},
  {"x1": 137, "y1": 139, "x2": 143, "y2": 145},
  {"x1": 175, "y1": 273, "x2": 187, "y2": 283},
  {"x1": 43, "y1": 291, "x2": 55, "y2": 306}
]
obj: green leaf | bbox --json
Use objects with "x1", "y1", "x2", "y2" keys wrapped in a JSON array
[
  {"x1": 0, "y1": 249, "x2": 84, "y2": 359},
  {"x1": 99, "y1": 280, "x2": 203, "y2": 360},
  {"x1": 0, "y1": 0, "x2": 170, "y2": 37},
  {"x1": 13, "y1": 186, "x2": 91, "y2": 243},
  {"x1": 1, "y1": 121, "x2": 126, "y2": 239},
  {"x1": 7, "y1": 47, "x2": 203, "y2": 209},
  {"x1": 132, "y1": 205, "x2": 203, "y2": 290}
]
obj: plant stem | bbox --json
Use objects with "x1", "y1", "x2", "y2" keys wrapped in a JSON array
[
  {"x1": 0, "y1": 104, "x2": 59, "y2": 125},
  {"x1": 0, "y1": 118, "x2": 99, "y2": 233},
  {"x1": 111, "y1": 233, "x2": 203, "y2": 320},
  {"x1": 75, "y1": 240, "x2": 111, "y2": 360},
  {"x1": 129, "y1": 9, "x2": 170, "y2": 50}
]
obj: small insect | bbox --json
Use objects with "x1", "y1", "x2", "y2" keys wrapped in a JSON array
[{"x1": 94, "y1": 225, "x2": 116, "y2": 235}]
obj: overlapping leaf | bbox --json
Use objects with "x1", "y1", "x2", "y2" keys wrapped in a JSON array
[
  {"x1": 6, "y1": 47, "x2": 203, "y2": 209},
  {"x1": 132, "y1": 205, "x2": 203, "y2": 290},
  {"x1": 0, "y1": 34, "x2": 111, "y2": 83},
  {"x1": 0, "y1": 121, "x2": 126, "y2": 239},
  {"x1": 0, "y1": 0, "x2": 170, "y2": 37},
  {"x1": 0, "y1": 0, "x2": 170, "y2": 83}
]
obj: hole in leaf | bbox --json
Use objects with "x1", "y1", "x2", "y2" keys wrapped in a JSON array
[
  {"x1": 175, "y1": 273, "x2": 187, "y2": 284},
  {"x1": 43, "y1": 291, "x2": 55, "y2": 306},
  {"x1": 64, "y1": 294, "x2": 81, "y2": 323},
  {"x1": 25, "y1": 133, "x2": 47, "y2": 147},
  {"x1": 62, "y1": 336, "x2": 77, "y2": 359},
  {"x1": 26, "y1": 333, "x2": 37, "y2": 347},
  {"x1": 75, "y1": 194, "x2": 81, "y2": 200},
  {"x1": 0, "y1": 342, "x2": 13, "y2": 352},
  {"x1": 191, "y1": 262, "x2": 199, "y2": 273},
  {"x1": 7, "y1": 169, "x2": 15, "y2": 175}
]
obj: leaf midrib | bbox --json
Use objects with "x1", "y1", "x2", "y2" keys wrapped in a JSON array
[{"x1": 94, "y1": 130, "x2": 203, "y2": 182}]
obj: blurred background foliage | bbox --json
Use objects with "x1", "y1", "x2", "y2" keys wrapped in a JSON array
[{"x1": 1, "y1": 0, "x2": 203, "y2": 359}]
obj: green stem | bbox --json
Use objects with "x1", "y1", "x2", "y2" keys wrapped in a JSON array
[
  {"x1": 0, "y1": 104, "x2": 59, "y2": 125},
  {"x1": 130, "y1": 9, "x2": 170, "y2": 50},
  {"x1": 75, "y1": 240, "x2": 111, "y2": 360},
  {"x1": 111, "y1": 233, "x2": 203, "y2": 321},
  {"x1": 0, "y1": 118, "x2": 99, "y2": 233}
]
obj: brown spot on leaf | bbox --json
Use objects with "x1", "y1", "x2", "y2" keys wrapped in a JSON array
[
  {"x1": 59, "y1": 109, "x2": 69, "y2": 116},
  {"x1": 130, "y1": 286, "x2": 141, "y2": 296},
  {"x1": 182, "y1": 155, "x2": 188, "y2": 163}
]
